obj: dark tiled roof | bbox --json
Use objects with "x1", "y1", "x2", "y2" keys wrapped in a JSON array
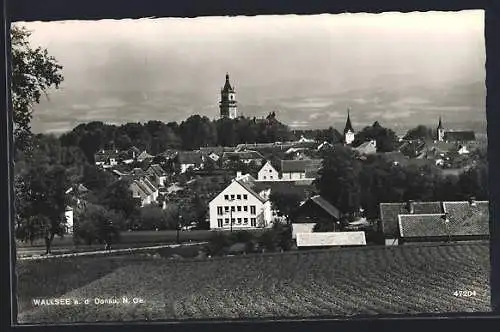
[
  {"x1": 147, "y1": 164, "x2": 167, "y2": 177},
  {"x1": 398, "y1": 214, "x2": 449, "y2": 238},
  {"x1": 294, "y1": 195, "x2": 340, "y2": 221},
  {"x1": 281, "y1": 159, "x2": 323, "y2": 173},
  {"x1": 379, "y1": 202, "x2": 443, "y2": 237},
  {"x1": 399, "y1": 201, "x2": 490, "y2": 238},
  {"x1": 443, "y1": 201, "x2": 490, "y2": 236},
  {"x1": 223, "y1": 150, "x2": 264, "y2": 160},
  {"x1": 178, "y1": 151, "x2": 203, "y2": 165},
  {"x1": 443, "y1": 131, "x2": 476, "y2": 142},
  {"x1": 234, "y1": 180, "x2": 267, "y2": 203}
]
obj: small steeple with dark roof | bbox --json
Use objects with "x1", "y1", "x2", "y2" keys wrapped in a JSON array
[
  {"x1": 343, "y1": 108, "x2": 354, "y2": 134},
  {"x1": 222, "y1": 72, "x2": 234, "y2": 93},
  {"x1": 437, "y1": 116, "x2": 443, "y2": 129}
]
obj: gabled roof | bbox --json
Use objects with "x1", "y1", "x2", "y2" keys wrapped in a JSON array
[
  {"x1": 137, "y1": 150, "x2": 154, "y2": 161},
  {"x1": 129, "y1": 146, "x2": 141, "y2": 154},
  {"x1": 131, "y1": 167, "x2": 147, "y2": 178},
  {"x1": 258, "y1": 160, "x2": 279, "y2": 173},
  {"x1": 309, "y1": 195, "x2": 341, "y2": 219},
  {"x1": 147, "y1": 164, "x2": 167, "y2": 177},
  {"x1": 380, "y1": 202, "x2": 443, "y2": 237},
  {"x1": 223, "y1": 150, "x2": 264, "y2": 160},
  {"x1": 233, "y1": 179, "x2": 268, "y2": 203},
  {"x1": 443, "y1": 130, "x2": 476, "y2": 142},
  {"x1": 177, "y1": 151, "x2": 203, "y2": 165},
  {"x1": 281, "y1": 159, "x2": 323, "y2": 173},
  {"x1": 354, "y1": 140, "x2": 377, "y2": 154},
  {"x1": 398, "y1": 202, "x2": 489, "y2": 238}
]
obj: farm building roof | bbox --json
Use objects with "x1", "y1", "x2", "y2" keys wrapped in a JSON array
[
  {"x1": 281, "y1": 159, "x2": 323, "y2": 173},
  {"x1": 147, "y1": 164, "x2": 167, "y2": 177},
  {"x1": 223, "y1": 150, "x2": 264, "y2": 160},
  {"x1": 398, "y1": 203, "x2": 489, "y2": 238},
  {"x1": 443, "y1": 131, "x2": 476, "y2": 142},
  {"x1": 294, "y1": 195, "x2": 341, "y2": 221},
  {"x1": 380, "y1": 201, "x2": 443, "y2": 237},
  {"x1": 129, "y1": 146, "x2": 141, "y2": 155},
  {"x1": 251, "y1": 181, "x2": 312, "y2": 201},
  {"x1": 137, "y1": 151, "x2": 154, "y2": 161},
  {"x1": 296, "y1": 231, "x2": 366, "y2": 247},
  {"x1": 177, "y1": 151, "x2": 203, "y2": 165},
  {"x1": 94, "y1": 149, "x2": 119, "y2": 162},
  {"x1": 234, "y1": 179, "x2": 268, "y2": 203}
]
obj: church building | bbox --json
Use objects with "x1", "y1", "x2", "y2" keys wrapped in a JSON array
[
  {"x1": 343, "y1": 108, "x2": 355, "y2": 145},
  {"x1": 219, "y1": 73, "x2": 238, "y2": 119},
  {"x1": 436, "y1": 116, "x2": 476, "y2": 143}
]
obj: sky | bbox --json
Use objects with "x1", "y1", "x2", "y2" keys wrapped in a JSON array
[{"x1": 13, "y1": 10, "x2": 486, "y2": 135}]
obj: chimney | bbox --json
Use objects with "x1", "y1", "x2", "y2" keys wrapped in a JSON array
[
  {"x1": 469, "y1": 196, "x2": 477, "y2": 206},
  {"x1": 406, "y1": 200, "x2": 415, "y2": 214}
]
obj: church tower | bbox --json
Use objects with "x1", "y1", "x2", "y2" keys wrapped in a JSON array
[
  {"x1": 343, "y1": 108, "x2": 355, "y2": 145},
  {"x1": 437, "y1": 116, "x2": 445, "y2": 142},
  {"x1": 219, "y1": 73, "x2": 238, "y2": 119}
]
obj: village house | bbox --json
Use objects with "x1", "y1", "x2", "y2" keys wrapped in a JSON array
[
  {"x1": 380, "y1": 199, "x2": 489, "y2": 245},
  {"x1": 257, "y1": 160, "x2": 280, "y2": 181},
  {"x1": 222, "y1": 150, "x2": 265, "y2": 166},
  {"x1": 291, "y1": 195, "x2": 341, "y2": 239},
  {"x1": 94, "y1": 149, "x2": 119, "y2": 168},
  {"x1": 137, "y1": 150, "x2": 154, "y2": 163},
  {"x1": 64, "y1": 184, "x2": 91, "y2": 234},
  {"x1": 208, "y1": 174, "x2": 273, "y2": 230},
  {"x1": 129, "y1": 177, "x2": 159, "y2": 207},
  {"x1": 353, "y1": 139, "x2": 377, "y2": 155},
  {"x1": 145, "y1": 164, "x2": 168, "y2": 188},
  {"x1": 177, "y1": 151, "x2": 204, "y2": 173},
  {"x1": 281, "y1": 159, "x2": 322, "y2": 181}
]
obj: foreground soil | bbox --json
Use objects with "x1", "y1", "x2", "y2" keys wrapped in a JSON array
[{"x1": 17, "y1": 241, "x2": 491, "y2": 323}]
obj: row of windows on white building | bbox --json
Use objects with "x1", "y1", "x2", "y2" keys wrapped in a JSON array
[{"x1": 216, "y1": 217, "x2": 258, "y2": 227}]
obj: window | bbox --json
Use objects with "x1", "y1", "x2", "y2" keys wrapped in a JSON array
[
  {"x1": 231, "y1": 206, "x2": 235, "y2": 212},
  {"x1": 269, "y1": 169, "x2": 272, "y2": 172},
  {"x1": 250, "y1": 206, "x2": 256, "y2": 215},
  {"x1": 231, "y1": 218, "x2": 235, "y2": 224},
  {"x1": 270, "y1": 176, "x2": 273, "y2": 179},
  {"x1": 251, "y1": 218, "x2": 257, "y2": 227},
  {"x1": 237, "y1": 218, "x2": 242, "y2": 224},
  {"x1": 217, "y1": 207, "x2": 223, "y2": 215},
  {"x1": 243, "y1": 206, "x2": 248, "y2": 212},
  {"x1": 217, "y1": 219, "x2": 223, "y2": 227},
  {"x1": 224, "y1": 206, "x2": 229, "y2": 212},
  {"x1": 230, "y1": 195, "x2": 235, "y2": 200},
  {"x1": 224, "y1": 218, "x2": 229, "y2": 224},
  {"x1": 243, "y1": 194, "x2": 248, "y2": 200},
  {"x1": 244, "y1": 218, "x2": 248, "y2": 224},
  {"x1": 237, "y1": 194, "x2": 241, "y2": 200},
  {"x1": 237, "y1": 206, "x2": 242, "y2": 212},
  {"x1": 224, "y1": 195, "x2": 229, "y2": 200},
  {"x1": 264, "y1": 176, "x2": 267, "y2": 180}
]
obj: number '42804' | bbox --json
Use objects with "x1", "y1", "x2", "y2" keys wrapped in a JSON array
[{"x1": 453, "y1": 290, "x2": 477, "y2": 297}]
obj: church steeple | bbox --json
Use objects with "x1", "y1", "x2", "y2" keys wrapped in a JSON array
[
  {"x1": 344, "y1": 108, "x2": 354, "y2": 134},
  {"x1": 343, "y1": 108, "x2": 355, "y2": 145},
  {"x1": 437, "y1": 116, "x2": 445, "y2": 142},
  {"x1": 219, "y1": 73, "x2": 238, "y2": 119}
]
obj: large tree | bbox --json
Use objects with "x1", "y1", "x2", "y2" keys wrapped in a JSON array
[
  {"x1": 403, "y1": 125, "x2": 435, "y2": 141},
  {"x1": 353, "y1": 121, "x2": 399, "y2": 152},
  {"x1": 315, "y1": 146, "x2": 362, "y2": 215},
  {"x1": 73, "y1": 203, "x2": 124, "y2": 246},
  {"x1": 14, "y1": 163, "x2": 69, "y2": 254},
  {"x1": 11, "y1": 25, "x2": 64, "y2": 154}
]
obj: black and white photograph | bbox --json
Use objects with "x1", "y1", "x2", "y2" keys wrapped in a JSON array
[{"x1": 11, "y1": 9, "x2": 490, "y2": 324}]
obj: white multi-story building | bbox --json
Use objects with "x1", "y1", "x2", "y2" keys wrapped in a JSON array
[{"x1": 208, "y1": 175, "x2": 273, "y2": 230}]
